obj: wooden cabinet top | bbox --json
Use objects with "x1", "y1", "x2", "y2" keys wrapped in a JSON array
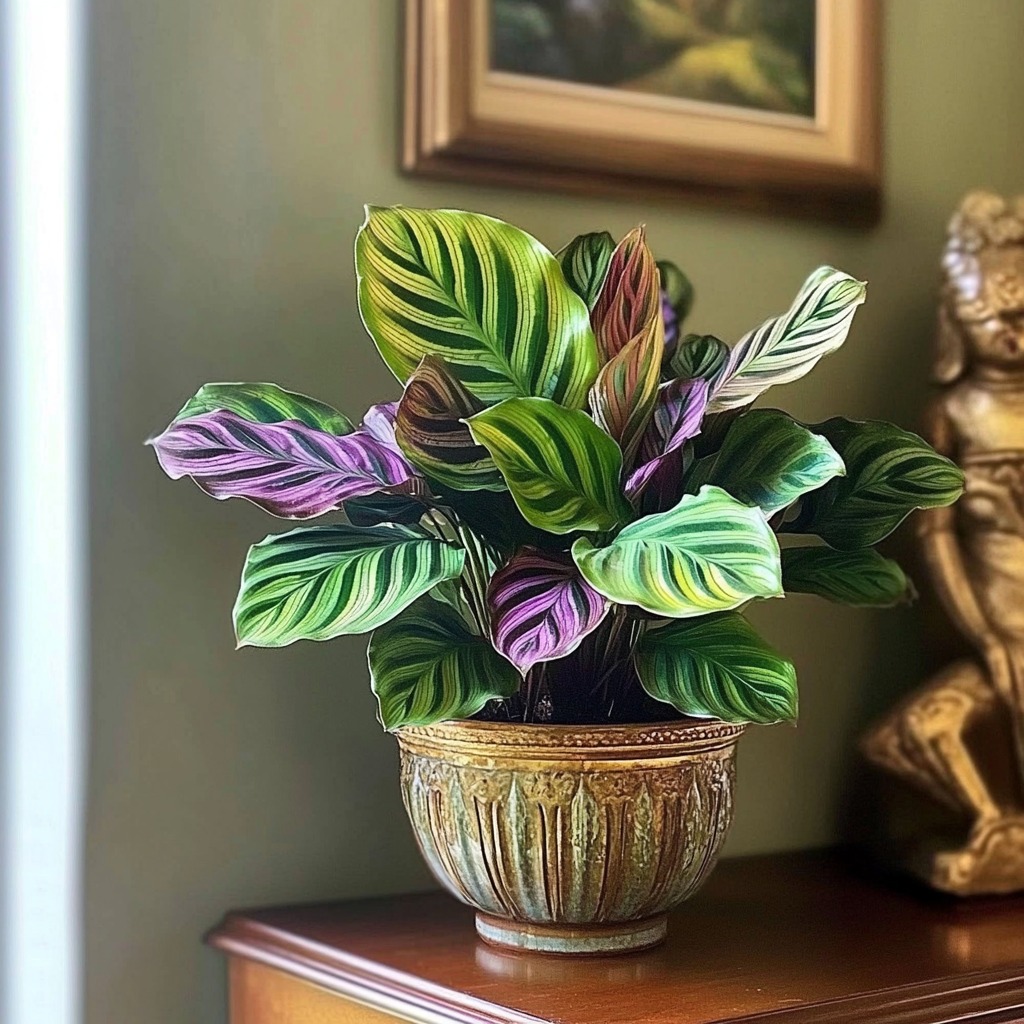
[{"x1": 208, "y1": 851, "x2": 1024, "y2": 1024}]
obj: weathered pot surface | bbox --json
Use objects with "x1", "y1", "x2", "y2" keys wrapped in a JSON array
[{"x1": 396, "y1": 718, "x2": 744, "y2": 955}]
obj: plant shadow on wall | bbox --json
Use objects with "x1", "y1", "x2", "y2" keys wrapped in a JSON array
[
  {"x1": 491, "y1": 0, "x2": 817, "y2": 117},
  {"x1": 146, "y1": 206, "x2": 963, "y2": 954}
]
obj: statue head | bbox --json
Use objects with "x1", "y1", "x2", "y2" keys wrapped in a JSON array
[{"x1": 936, "y1": 191, "x2": 1024, "y2": 383}]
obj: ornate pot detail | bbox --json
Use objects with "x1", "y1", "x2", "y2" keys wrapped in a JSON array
[{"x1": 396, "y1": 719, "x2": 744, "y2": 954}]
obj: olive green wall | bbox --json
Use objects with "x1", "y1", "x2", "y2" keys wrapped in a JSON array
[{"x1": 86, "y1": 1, "x2": 1024, "y2": 1021}]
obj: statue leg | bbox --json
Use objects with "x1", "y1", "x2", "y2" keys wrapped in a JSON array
[{"x1": 862, "y1": 660, "x2": 1000, "y2": 822}]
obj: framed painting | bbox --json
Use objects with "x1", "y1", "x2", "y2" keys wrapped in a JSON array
[{"x1": 403, "y1": 0, "x2": 881, "y2": 224}]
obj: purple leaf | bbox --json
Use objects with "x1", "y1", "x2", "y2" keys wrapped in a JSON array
[
  {"x1": 362, "y1": 401, "x2": 400, "y2": 448},
  {"x1": 626, "y1": 377, "x2": 709, "y2": 498},
  {"x1": 661, "y1": 289, "x2": 680, "y2": 356},
  {"x1": 488, "y1": 548, "x2": 610, "y2": 676},
  {"x1": 149, "y1": 409, "x2": 418, "y2": 519}
]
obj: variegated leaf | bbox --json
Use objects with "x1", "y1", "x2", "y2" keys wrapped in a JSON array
[
  {"x1": 355, "y1": 206, "x2": 598, "y2": 407},
  {"x1": 572, "y1": 485, "x2": 783, "y2": 617},
  {"x1": 782, "y1": 546, "x2": 914, "y2": 607},
  {"x1": 234, "y1": 524, "x2": 465, "y2": 647},
  {"x1": 687, "y1": 409, "x2": 845, "y2": 516},
  {"x1": 557, "y1": 231, "x2": 615, "y2": 308},
  {"x1": 668, "y1": 334, "x2": 728, "y2": 386},
  {"x1": 467, "y1": 397, "x2": 631, "y2": 534},
  {"x1": 369, "y1": 599, "x2": 521, "y2": 730},
  {"x1": 395, "y1": 355, "x2": 504, "y2": 491},
  {"x1": 709, "y1": 267, "x2": 867, "y2": 412},
  {"x1": 626, "y1": 377, "x2": 709, "y2": 499},
  {"x1": 636, "y1": 613, "x2": 797, "y2": 724},
  {"x1": 172, "y1": 381, "x2": 354, "y2": 435},
  {"x1": 590, "y1": 227, "x2": 661, "y2": 363},
  {"x1": 589, "y1": 315, "x2": 664, "y2": 464},
  {"x1": 488, "y1": 548, "x2": 610, "y2": 675},
  {"x1": 787, "y1": 418, "x2": 965, "y2": 549},
  {"x1": 149, "y1": 409, "x2": 417, "y2": 519}
]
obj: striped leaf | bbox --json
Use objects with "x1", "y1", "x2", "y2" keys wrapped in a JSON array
[
  {"x1": 572, "y1": 485, "x2": 783, "y2": 618},
  {"x1": 589, "y1": 315, "x2": 663, "y2": 464},
  {"x1": 488, "y1": 548, "x2": 610, "y2": 675},
  {"x1": 782, "y1": 546, "x2": 914, "y2": 607},
  {"x1": 591, "y1": 227, "x2": 661, "y2": 363},
  {"x1": 369, "y1": 599, "x2": 521, "y2": 730},
  {"x1": 709, "y1": 267, "x2": 867, "y2": 412},
  {"x1": 149, "y1": 409, "x2": 417, "y2": 519},
  {"x1": 173, "y1": 381, "x2": 354, "y2": 435},
  {"x1": 626, "y1": 377, "x2": 709, "y2": 500},
  {"x1": 395, "y1": 356, "x2": 504, "y2": 491},
  {"x1": 234, "y1": 524, "x2": 465, "y2": 647},
  {"x1": 355, "y1": 206, "x2": 598, "y2": 407},
  {"x1": 636, "y1": 613, "x2": 797, "y2": 724},
  {"x1": 668, "y1": 334, "x2": 728, "y2": 386},
  {"x1": 557, "y1": 231, "x2": 615, "y2": 308},
  {"x1": 467, "y1": 397, "x2": 631, "y2": 534},
  {"x1": 788, "y1": 418, "x2": 965, "y2": 549},
  {"x1": 687, "y1": 409, "x2": 845, "y2": 516}
]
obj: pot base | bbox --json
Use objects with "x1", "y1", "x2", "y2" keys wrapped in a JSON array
[{"x1": 475, "y1": 912, "x2": 668, "y2": 955}]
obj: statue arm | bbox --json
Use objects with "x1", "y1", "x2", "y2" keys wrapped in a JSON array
[{"x1": 916, "y1": 402, "x2": 994, "y2": 651}]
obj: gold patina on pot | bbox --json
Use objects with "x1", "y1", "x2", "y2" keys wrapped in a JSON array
[{"x1": 396, "y1": 719, "x2": 744, "y2": 954}]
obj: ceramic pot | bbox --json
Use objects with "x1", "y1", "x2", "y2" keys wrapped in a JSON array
[{"x1": 396, "y1": 719, "x2": 744, "y2": 955}]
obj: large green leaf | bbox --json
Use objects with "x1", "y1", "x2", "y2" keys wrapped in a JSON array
[
  {"x1": 668, "y1": 333, "x2": 728, "y2": 386},
  {"x1": 572, "y1": 485, "x2": 782, "y2": 617},
  {"x1": 635, "y1": 613, "x2": 797, "y2": 724},
  {"x1": 395, "y1": 355, "x2": 504, "y2": 491},
  {"x1": 788, "y1": 418, "x2": 965, "y2": 549},
  {"x1": 368, "y1": 599, "x2": 521, "y2": 730},
  {"x1": 782, "y1": 546, "x2": 914, "y2": 607},
  {"x1": 174, "y1": 382, "x2": 353, "y2": 434},
  {"x1": 467, "y1": 397, "x2": 630, "y2": 534},
  {"x1": 557, "y1": 231, "x2": 615, "y2": 308},
  {"x1": 687, "y1": 409, "x2": 845, "y2": 516},
  {"x1": 234, "y1": 524, "x2": 465, "y2": 647},
  {"x1": 355, "y1": 206, "x2": 598, "y2": 407},
  {"x1": 710, "y1": 267, "x2": 866, "y2": 412}
]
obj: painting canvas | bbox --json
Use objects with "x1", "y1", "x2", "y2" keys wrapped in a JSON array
[
  {"x1": 491, "y1": 0, "x2": 817, "y2": 119},
  {"x1": 404, "y1": 0, "x2": 879, "y2": 224}
]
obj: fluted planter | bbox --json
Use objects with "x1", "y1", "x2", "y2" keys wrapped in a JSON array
[{"x1": 396, "y1": 719, "x2": 743, "y2": 955}]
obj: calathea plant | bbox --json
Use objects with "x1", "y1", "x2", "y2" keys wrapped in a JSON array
[{"x1": 150, "y1": 207, "x2": 963, "y2": 729}]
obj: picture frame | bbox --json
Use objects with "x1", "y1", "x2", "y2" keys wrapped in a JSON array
[{"x1": 403, "y1": 0, "x2": 882, "y2": 224}]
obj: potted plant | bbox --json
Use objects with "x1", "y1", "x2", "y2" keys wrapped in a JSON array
[{"x1": 150, "y1": 206, "x2": 963, "y2": 954}]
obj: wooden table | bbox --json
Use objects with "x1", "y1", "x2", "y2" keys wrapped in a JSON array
[{"x1": 207, "y1": 850, "x2": 1024, "y2": 1024}]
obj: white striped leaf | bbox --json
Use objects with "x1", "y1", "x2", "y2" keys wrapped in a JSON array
[
  {"x1": 467, "y1": 397, "x2": 631, "y2": 534},
  {"x1": 710, "y1": 267, "x2": 866, "y2": 412},
  {"x1": 635, "y1": 613, "x2": 797, "y2": 724},
  {"x1": 782, "y1": 547, "x2": 914, "y2": 607},
  {"x1": 787, "y1": 418, "x2": 965, "y2": 549},
  {"x1": 369, "y1": 599, "x2": 521, "y2": 730},
  {"x1": 173, "y1": 381, "x2": 354, "y2": 434},
  {"x1": 234, "y1": 524, "x2": 465, "y2": 647},
  {"x1": 687, "y1": 409, "x2": 845, "y2": 516},
  {"x1": 572, "y1": 485, "x2": 783, "y2": 618},
  {"x1": 356, "y1": 206, "x2": 598, "y2": 407}
]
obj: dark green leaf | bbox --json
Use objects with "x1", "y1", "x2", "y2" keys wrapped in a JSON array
[
  {"x1": 687, "y1": 409, "x2": 845, "y2": 516},
  {"x1": 557, "y1": 231, "x2": 615, "y2": 309},
  {"x1": 635, "y1": 613, "x2": 797, "y2": 724},
  {"x1": 788, "y1": 418, "x2": 965, "y2": 548},
  {"x1": 782, "y1": 546, "x2": 915, "y2": 607},
  {"x1": 668, "y1": 334, "x2": 729, "y2": 386},
  {"x1": 369, "y1": 599, "x2": 521, "y2": 730}
]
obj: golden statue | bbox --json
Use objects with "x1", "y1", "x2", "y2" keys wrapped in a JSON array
[{"x1": 863, "y1": 191, "x2": 1024, "y2": 895}]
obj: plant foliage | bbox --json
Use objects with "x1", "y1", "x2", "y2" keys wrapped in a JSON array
[{"x1": 151, "y1": 206, "x2": 964, "y2": 731}]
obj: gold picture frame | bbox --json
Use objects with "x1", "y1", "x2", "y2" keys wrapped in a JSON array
[{"x1": 403, "y1": 0, "x2": 881, "y2": 224}]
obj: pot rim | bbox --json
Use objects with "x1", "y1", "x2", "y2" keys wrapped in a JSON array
[{"x1": 395, "y1": 716, "x2": 745, "y2": 760}]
